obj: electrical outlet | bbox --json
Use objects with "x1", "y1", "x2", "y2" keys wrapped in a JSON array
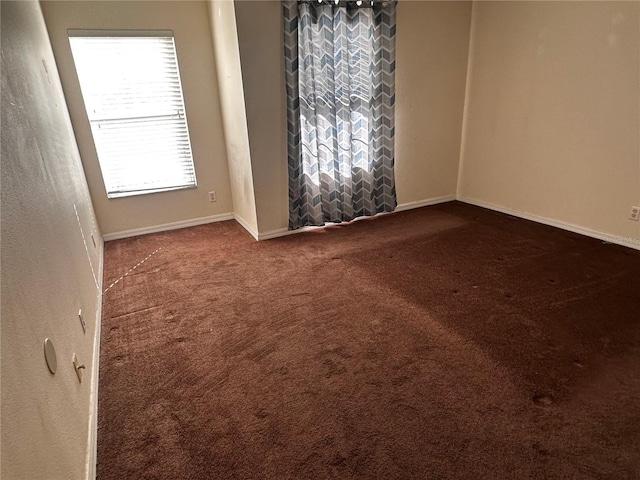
[
  {"x1": 629, "y1": 206, "x2": 640, "y2": 221},
  {"x1": 208, "y1": 191, "x2": 217, "y2": 202}
]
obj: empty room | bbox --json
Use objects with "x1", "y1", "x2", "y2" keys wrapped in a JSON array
[{"x1": 1, "y1": 0, "x2": 639, "y2": 478}]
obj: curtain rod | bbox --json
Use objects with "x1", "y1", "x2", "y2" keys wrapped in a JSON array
[{"x1": 297, "y1": 0, "x2": 393, "y2": 7}]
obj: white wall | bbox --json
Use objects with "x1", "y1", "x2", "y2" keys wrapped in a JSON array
[
  {"x1": 395, "y1": 0, "x2": 472, "y2": 207},
  {"x1": 233, "y1": 0, "x2": 473, "y2": 235},
  {"x1": 36, "y1": 0, "x2": 639, "y2": 246},
  {"x1": 208, "y1": 0, "x2": 259, "y2": 236},
  {"x1": 41, "y1": 1, "x2": 234, "y2": 237},
  {"x1": 1, "y1": 2, "x2": 103, "y2": 479},
  {"x1": 234, "y1": 0, "x2": 289, "y2": 235},
  {"x1": 459, "y1": 1, "x2": 640, "y2": 247}
]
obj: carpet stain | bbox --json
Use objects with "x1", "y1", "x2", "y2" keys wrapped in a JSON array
[
  {"x1": 255, "y1": 409, "x2": 269, "y2": 419},
  {"x1": 532, "y1": 393, "x2": 554, "y2": 407},
  {"x1": 322, "y1": 358, "x2": 347, "y2": 378},
  {"x1": 391, "y1": 375, "x2": 409, "y2": 386}
]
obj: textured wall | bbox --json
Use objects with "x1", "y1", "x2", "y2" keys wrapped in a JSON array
[
  {"x1": 41, "y1": 1, "x2": 234, "y2": 236},
  {"x1": 1, "y1": 2, "x2": 103, "y2": 479},
  {"x1": 458, "y1": 1, "x2": 640, "y2": 245},
  {"x1": 208, "y1": 0, "x2": 259, "y2": 236}
]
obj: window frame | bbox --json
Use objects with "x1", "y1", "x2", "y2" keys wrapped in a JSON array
[{"x1": 68, "y1": 29, "x2": 198, "y2": 199}]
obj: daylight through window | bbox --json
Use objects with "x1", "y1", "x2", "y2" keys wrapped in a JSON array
[{"x1": 69, "y1": 30, "x2": 196, "y2": 198}]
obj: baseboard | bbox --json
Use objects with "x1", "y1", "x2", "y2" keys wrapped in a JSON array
[
  {"x1": 457, "y1": 196, "x2": 640, "y2": 251},
  {"x1": 258, "y1": 225, "x2": 314, "y2": 241},
  {"x1": 86, "y1": 236, "x2": 104, "y2": 480},
  {"x1": 257, "y1": 195, "x2": 457, "y2": 241},
  {"x1": 233, "y1": 214, "x2": 259, "y2": 241},
  {"x1": 395, "y1": 195, "x2": 457, "y2": 212},
  {"x1": 102, "y1": 213, "x2": 235, "y2": 241}
]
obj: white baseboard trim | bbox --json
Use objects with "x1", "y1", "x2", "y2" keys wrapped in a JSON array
[
  {"x1": 233, "y1": 214, "x2": 259, "y2": 241},
  {"x1": 257, "y1": 195, "x2": 457, "y2": 241},
  {"x1": 258, "y1": 225, "x2": 312, "y2": 241},
  {"x1": 457, "y1": 196, "x2": 640, "y2": 251},
  {"x1": 86, "y1": 237, "x2": 104, "y2": 480},
  {"x1": 103, "y1": 213, "x2": 235, "y2": 241},
  {"x1": 395, "y1": 195, "x2": 456, "y2": 212}
]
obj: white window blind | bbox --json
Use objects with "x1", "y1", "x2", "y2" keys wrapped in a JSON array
[{"x1": 68, "y1": 31, "x2": 197, "y2": 198}]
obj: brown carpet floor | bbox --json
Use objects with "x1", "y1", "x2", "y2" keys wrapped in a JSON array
[{"x1": 98, "y1": 202, "x2": 640, "y2": 479}]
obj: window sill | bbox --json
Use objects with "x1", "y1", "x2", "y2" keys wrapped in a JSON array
[{"x1": 107, "y1": 184, "x2": 197, "y2": 199}]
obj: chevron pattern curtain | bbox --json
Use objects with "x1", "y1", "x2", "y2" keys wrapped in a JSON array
[{"x1": 283, "y1": 0, "x2": 397, "y2": 230}]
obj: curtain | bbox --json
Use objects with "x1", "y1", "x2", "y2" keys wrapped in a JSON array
[{"x1": 283, "y1": 0, "x2": 397, "y2": 230}]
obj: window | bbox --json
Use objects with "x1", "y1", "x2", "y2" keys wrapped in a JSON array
[{"x1": 68, "y1": 30, "x2": 196, "y2": 198}]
